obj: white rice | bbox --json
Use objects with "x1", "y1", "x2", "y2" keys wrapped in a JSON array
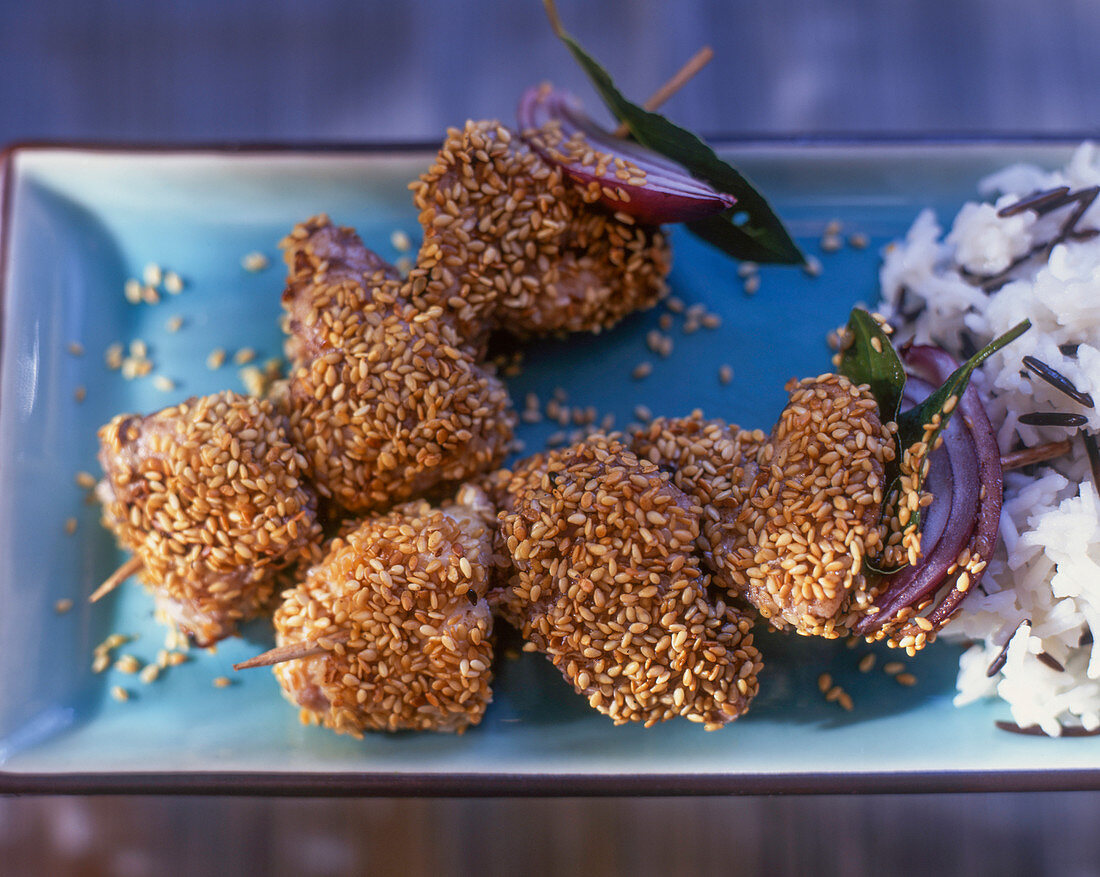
[{"x1": 876, "y1": 143, "x2": 1100, "y2": 736}]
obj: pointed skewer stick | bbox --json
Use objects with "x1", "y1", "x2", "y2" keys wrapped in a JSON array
[
  {"x1": 233, "y1": 631, "x2": 351, "y2": 671},
  {"x1": 613, "y1": 46, "x2": 714, "y2": 137},
  {"x1": 1000, "y1": 438, "x2": 1074, "y2": 472},
  {"x1": 89, "y1": 555, "x2": 142, "y2": 603}
]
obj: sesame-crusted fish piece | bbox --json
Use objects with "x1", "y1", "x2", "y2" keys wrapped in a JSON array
[
  {"x1": 725, "y1": 374, "x2": 894, "y2": 637},
  {"x1": 272, "y1": 484, "x2": 497, "y2": 735},
  {"x1": 628, "y1": 412, "x2": 767, "y2": 592},
  {"x1": 280, "y1": 215, "x2": 403, "y2": 364},
  {"x1": 279, "y1": 221, "x2": 516, "y2": 514},
  {"x1": 498, "y1": 435, "x2": 762, "y2": 729},
  {"x1": 407, "y1": 120, "x2": 671, "y2": 343},
  {"x1": 96, "y1": 391, "x2": 324, "y2": 646}
]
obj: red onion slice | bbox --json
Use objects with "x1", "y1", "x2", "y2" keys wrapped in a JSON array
[
  {"x1": 856, "y1": 346, "x2": 1003, "y2": 636},
  {"x1": 517, "y1": 84, "x2": 736, "y2": 224}
]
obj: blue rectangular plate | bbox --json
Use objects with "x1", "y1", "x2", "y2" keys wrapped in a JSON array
[{"x1": 1, "y1": 141, "x2": 1098, "y2": 795}]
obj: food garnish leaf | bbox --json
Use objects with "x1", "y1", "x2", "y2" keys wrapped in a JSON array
[
  {"x1": 541, "y1": 0, "x2": 804, "y2": 265},
  {"x1": 838, "y1": 308, "x2": 907, "y2": 426},
  {"x1": 896, "y1": 319, "x2": 1031, "y2": 456}
]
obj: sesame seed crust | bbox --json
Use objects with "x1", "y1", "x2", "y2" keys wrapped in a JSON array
[
  {"x1": 279, "y1": 216, "x2": 516, "y2": 515},
  {"x1": 406, "y1": 120, "x2": 671, "y2": 342},
  {"x1": 96, "y1": 391, "x2": 324, "y2": 645},
  {"x1": 724, "y1": 374, "x2": 894, "y2": 637},
  {"x1": 272, "y1": 484, "x2": 497, "y2": 735},
  {"x1": 497, "y1": 435, "x2": 761, "y2": 729},
  {"x1": 627, "y1": 412, "x2": 766, "y2": 592}
]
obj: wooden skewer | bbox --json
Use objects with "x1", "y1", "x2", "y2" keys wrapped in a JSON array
[
  {"x1": 1000, "y1": 438, "x2": 1075, "y2": 472},
  {"x1": 233, "y1": 632, "x2": 350, "y2": 671},
  {"x1": 89, "y1": 555, "x2": 142, "y2": 603},
  {"x1": 613, "y1": 45, "x2": 714, "y2": 137}
]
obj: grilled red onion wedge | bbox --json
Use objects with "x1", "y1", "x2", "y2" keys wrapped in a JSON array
[{"x1": 518, "y1": 84, "x2": 736, "y2": 224}]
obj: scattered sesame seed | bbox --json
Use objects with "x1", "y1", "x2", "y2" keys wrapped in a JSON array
[
  {"x1": 858, "y1": 653, "x2": 876, "y2": 673},
  {"x1": 233, "y1": 347, "x2": 256, "y2": 365},
  {"x1": 212, "y1": 676, "x2": 232, "y2": 688},
  {"x1": 895, "y1": 672, "x2": 917, "y2": 686},
  {"x1": 163, "y1": 271, "x2": 184, "y2": 294},
  {"x1": 74, "y1": 386, "x2": 86, "y2": 403},
  {"x1": 139, "y1": 664, "x2": 160, "y2": 684},
  {"x1": 838, "y1": 691, "x2": 854, "y2": 711},
  {"x1": 390, "y1": 229, "x2": 412, "y2": 252},
  {"x1": 395, "y1": 256, "x2": 413, "y2": 277},
  {"x1": 54, "y1": 598, "x2": 73, "y2": 614},
  {"x1": 848, "y1": 232, "x2": 869, "y2": 249},
  {"x1": 658, "y1": 313, "x2": 673, "y2": 331},
  {"x1": 165, "y1": 315, "x2": 184, "y2": 333},
  {"x1": 76, "y1": 471, "x2": 97, "y2": 489},
  {"x1": 718, "y1": 364, "x2": 733, "y2": 385},
  {"x1": 632, "y1": 361, "x2": 653, "y2": 380},
  {"x1": 64, "y1": 517, "x2": 78, "y2": 535},
  {"x1": 665, "y1": 296, "x2": 685, "y2": 314},
  {"x1": 206, "y1": 348, "x2": 227, "y2": 370},
  {"x1": 152, "y1": 375, "x2": 176, "y2": 393},
  {"x1": 633, "y1": 404, "x2": 653, "y2": 422},
  {"x1": 67, "y1": 341, "x2": 84, "y2": 356},
  {"x1": 824, "y1": 220, "x2": 843, "y2": 236},
  {"x1": 818, "y1": 673, "x2": 832, "y2": 693},
  {"x1": 242, "y1": 251, "x2": 270, "y2": 272},
  {"x1": 115, "y1": 654, "x2": 142, "y2": 674},
  {"x1": 803, "y1": 255, "x2": 823, "y2": 277},
  {"x1": 743, "y1": 274, "x2": 761, "y2": 296},
  {"x1": 143, "y1": 263, "x2": 163, "y2": 286},
  {"x1": 123, "y1": 279, "x2": 142, "y2": 304},
  {"x1": 110, "y1": 686, "x2": 130, "y2": 702},
  {"x1": 821, "y1": 234, "x2": 843, "y2": 253},
  {"x1": 130, "y1": 339, "x2": 147, "y2": 358},
  {"x1": 105, "y1": 343, "x2": 124, "y2": 370},
  {"x1": 737, "y1": 261, "x2": 759, "y2": 278},
  {"x1": 141, "y1": 285, "x2": 160, "y2": 305}
]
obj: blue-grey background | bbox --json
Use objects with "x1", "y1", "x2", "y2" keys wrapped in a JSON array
[{"x1": 2, "y1": 1, "x2": 1099, "y2": 875}]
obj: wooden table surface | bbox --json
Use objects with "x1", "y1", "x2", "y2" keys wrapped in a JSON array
[{"x1": 3, "y1": 2, "x2": 1099, "y2": 875}]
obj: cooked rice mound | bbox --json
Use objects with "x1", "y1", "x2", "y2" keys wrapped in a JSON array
[
  {"x1": 724, "y1": 374, "x2": 894, "y2": 637},
  {"x1": 280, "y1": 217, "x2": 516, "y2": 514},
  {"x1": 497, "y1": 435, "x2": 762, "y2": 729},
  {"x1": 96, "y1": 391, "x2": 323, "y2": 645},
  {"x1": 628, "y1": 412, "x2": 767, "y2": 593},
  {"x1": 406, "y1": 120, "x2": 671, "y2": 342},
  {"x1": 272, "y1": 484, "x2": 497, "y2": 735}
]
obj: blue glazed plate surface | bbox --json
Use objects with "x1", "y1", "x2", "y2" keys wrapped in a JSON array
[{"x1": 1, "y1": 142, "x2": 1096, "y2": 792}]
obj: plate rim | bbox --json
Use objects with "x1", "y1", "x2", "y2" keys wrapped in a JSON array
[{"x1": 3, "y1": 136, "x2": 1099, "y2": 797}]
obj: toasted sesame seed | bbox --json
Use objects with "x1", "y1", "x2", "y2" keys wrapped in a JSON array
[
  {"x1": 165, "y1": 315, "x2": 184, "y2": 333},
  {"x1": 633, "y1": 404, "x2": 653, "y2": 422},
  {"x1": 143, "y1": 263, "x2": 162, "y2": 286},
  {"x1": 111, "y1": 686, "x2": 130, "y2": 702},
  {"x1": 74, "y1": 386, "x2": 86, "y2": 403},
  {"x1": 54, "y1": 598, "x2": 73, "y2": 614},
  {"x1": 206, "y1": 348, "x2": 227, "y2": 370},
  {"x1": 390, "y1": 229, "x2": 412, "y2": 252},
  {"x1": 163, "y1": 271, "x2": 184, "y2": 294},
  {"x1": 718, "y1": 364, "x2": 733, "y2": 385},
  {"x1": 858, "y1": 653, "x2": 876, "y2": 673},
  {"x1": 139, "y1": 664, "x2": 160, "y2": 684},
  {"x1": 242, "y1": 251, "x2": 269, "y2": 272},
  {"x1": 152, "y1": 376, "x2": 175, "y2": 393},
  {"x1": 233, "y1": 347, "x2": 256, "y2": 365},
  {"x1": 67, "y1": 341, "x2": 84, "y2": 356},
  {"x1": 803, "y1": 256, "x2": 823, "y2": 277},
  {"x1": 821, "y1": 234, "x2": 843, "y2": 253},
  {"x1": 124, "y1": 278, "x2": 142, "y2": 304},
  {"x1": 818, "y1": 672, "x2": 832, "y2": 693},
  {"x1": 737, "y1": 261, "x2": 759, "y2": 278},
  {"x1": 743, "y1": 274, "x2": 761, "y2": 295},
  {"x1": 64, "y1": 517, "x2": 78, "y2": 535},
  {"x1": 76, "y1": 471, "x2": 97, "y2": 489},
  {"x1": 632, "y1": 361, "x2": 653, "y2": 380},
  {"x1": 212, "y1": 676, "x2": 232, "y2": 688},
  {"x1": 848, "y1": 233, "x2": 869, "y2": 249},
  {"x1": 115, "y1": 654, "x2": 141, "y2": 674},
  {"x1": 895, "y1": 672, "x2": 917, "y2": 686},
  {"x1": 105, "y1": 343, "x2": 124, "y2": 370}
]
